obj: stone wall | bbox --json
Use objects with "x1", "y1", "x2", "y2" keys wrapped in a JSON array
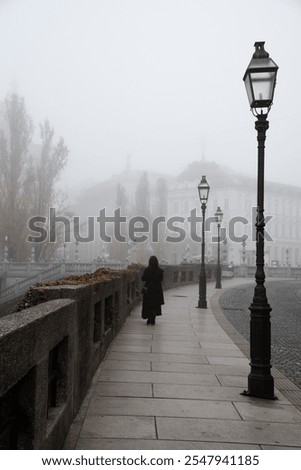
[{"x1": 0, "y1": 263, "x2": 213, "y2": 449}]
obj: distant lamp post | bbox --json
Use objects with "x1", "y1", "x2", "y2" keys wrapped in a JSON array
[
  {"x1": 215, "y1": 206, "x2": 223, "y2": 289},
  {"x1": 31, "y1": 245, "x2": 35, "y2": 263},
  {"x1": 75, "y1": 241, "x2": 79, "y2": 262},
  {"x1": 222, "y1": 238, "x2": 228, "y2": 265},
  {"x1": 241, "y1": 240, "x2": 247, "y2": 265},
  {"x1": 3, "y1": 235, "x2": 9, "y2": 262},
  {"x1": 197, "y1": 175, "x2": 210, "y2": 308},
  {"x1": 242, "y1": 41, "x2": 278, "y2": 399}
]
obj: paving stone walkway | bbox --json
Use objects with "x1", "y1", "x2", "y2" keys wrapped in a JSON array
[{"x1": 64, "y1": 279, "x2": 301, "y2": 450}]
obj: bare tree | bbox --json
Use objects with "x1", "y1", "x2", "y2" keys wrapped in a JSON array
[
  {"x1": 135, "y1": 171, "x2": 151, "y2": 220},
  {"x1": 0, "y1": 93, "x2": 33, "y2": 260},
  {"x1": 0, "y1": 94, "x2": 69, "y2": 262},
  {"x1": 32, "y1": 120, "x2": 69, "y2": 261},
  {"x1": 116, "y1": 183, "x2": 127, "y2": 210},
  {"x1": 153, "y1": 177, "x2": 168, "y2": 261},
  {"x1": 111, "y1": 183, "x2": 128, "y2": 262},
  {"x1": 133, "y1": 172, "x2": 152, "y2": 264}
]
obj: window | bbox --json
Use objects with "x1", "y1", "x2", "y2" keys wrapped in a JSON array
[
  {"x1": 0, "y1": 384, "x2": 19, "y2": 449},
  {"x1": 0, "y1": 368, "x2": 36, "y2": 449},
  {"x1": 48, "y1": 347, "x2": 59, "y2": 411},
  {"x1": 105, "y1": 296, "x2": 113, "y2": 331},
  {"x1": 93, "y1": 300, "x2": 102, "y2": 343},
  {"x1": 47, "y1": 338, "x2": 68, "y2": 419}
]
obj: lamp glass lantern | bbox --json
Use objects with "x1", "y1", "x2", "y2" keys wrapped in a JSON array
[
  {"x1": 243, "y1": 42, "x2": 278, "y2": 113},
  {"x1": 215, "y1": 206, "x2": 223, "y2": 224},
  {"x1": 198, "y1": 175, "x2": 210, "y2": 205}
]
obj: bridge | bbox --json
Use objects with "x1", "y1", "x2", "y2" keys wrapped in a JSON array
[
  {"x1": 64, "y1": 281, "x2": 301, "y2": 450},
  {"x1": 1, "y1": 264, "x2": 301, "y2": 450},
  {"x1": 2, "y1": 259, "x2": 301, "y2": 316},
  {"x1": 0, "y1": 260, "x2": 126, "y2": 315}
]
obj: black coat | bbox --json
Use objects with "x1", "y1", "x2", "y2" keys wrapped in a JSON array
[{"x1": 141, "y1": 266, "x2": 164, "y2": 317}]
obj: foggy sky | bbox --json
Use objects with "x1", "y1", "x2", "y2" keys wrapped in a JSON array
[{"x1": 0, "y1": 0, "x2": 300, "y2": 192}]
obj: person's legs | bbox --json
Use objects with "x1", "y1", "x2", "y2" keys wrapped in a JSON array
[{"x1": 149, "y1": 310, "x2": 156, "y2": 325}]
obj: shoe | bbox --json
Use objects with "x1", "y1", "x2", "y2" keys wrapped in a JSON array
[
  {"x1": 147, "y1": 319, "x2": 151, "y2": 325},
  {"x1": 151, "y1": 320, "x2": 155, "y2": 325}
]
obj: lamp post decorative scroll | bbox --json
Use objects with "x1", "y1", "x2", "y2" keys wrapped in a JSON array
[
  {"x1": 197, "y1": 175, "x2": 210, "y2": 309},
  {"x1": 215, "y1": 206, "x2": 223, "y2": 289},
  {"x1": 242, "y1": 41, "x2": 278, "y2": 399}
]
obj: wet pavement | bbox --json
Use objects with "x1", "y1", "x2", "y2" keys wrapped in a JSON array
[{"x1": 63, "y1": 278, "x2": 301, "y2": 450}]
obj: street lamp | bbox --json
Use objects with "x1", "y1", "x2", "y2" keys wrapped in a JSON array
[
  {"x1": 3, "y1": 235, "x2": 9, "y2": 262},
  {"x1": 242, "y1": 41, "x2": 278, "y2": 399},
  {"x1": 197, "y1": 175, "x2": 210, "y2": 308},
  {"x1": 215, "y1": 206, "x2": 223, "y2": 289},
  {"x1": 222, "y1": 238, "x2": 228, "y2": 265},
  {"x1": 75, "y1": 240, "x2": 79, "y2": 262},
  {"x1": 241, "y1": 240, "x2": 247, "y2": 265}
]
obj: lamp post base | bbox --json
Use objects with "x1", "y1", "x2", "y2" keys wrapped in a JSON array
[
  {"x1": 245, "y1": 291, "x2": 275, "y2": 398},
  {"x1": 215, "y1": 267, "x2": 222, "y2": 289},
  {"x1": 215, "y1": 264, "x2": 222, "y2": 289},
  {"x1": 241, "y1": 374, "x2": 276, "y2": 400}
]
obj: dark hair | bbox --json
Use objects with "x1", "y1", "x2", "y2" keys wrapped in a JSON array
[{"x1": 148, "y1": 255, "x2": 159, "y2": 269}]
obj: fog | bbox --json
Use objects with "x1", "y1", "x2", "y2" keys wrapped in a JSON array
[{"x1": 0, "y1": 0, "x2": 301, "y2": 193}]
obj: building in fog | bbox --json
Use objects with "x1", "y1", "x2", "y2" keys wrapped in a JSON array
[
  {"x1": 68, "y1": 160, "x2": 301, "y2": 267},
  {"x1": 167, "y1": 160, "x2": 301, "y2": 267}
]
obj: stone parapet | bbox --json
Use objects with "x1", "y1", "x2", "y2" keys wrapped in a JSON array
[{"x1": 0, "y1": 263, "x2": 213, "y2": 449}]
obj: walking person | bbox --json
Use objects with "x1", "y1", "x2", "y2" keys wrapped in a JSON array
[{"x1": 141, "y1": 255, "x2": 164, "y2": 325}]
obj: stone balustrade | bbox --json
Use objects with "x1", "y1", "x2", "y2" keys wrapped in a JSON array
[
  {"x1": 0, "y1": 263, "x2": 211, "y2": 449},
  {"x1": 233, "y1": 264, "x2": 301, "y2": 278}
]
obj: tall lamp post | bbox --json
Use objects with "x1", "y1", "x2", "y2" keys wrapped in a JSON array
[
  {"x1": 241, "y1": 240, "x2": 247, "y2": 265},
  {"x1": 222, "y1": 238, "x2": 228, "y2": 265},
  {"x1": 215, "y1": 206, "x2": 223, "y2": 289},
  {"x1": 197, "y1": 175, "x2": 210, "y2": 308},
  {"x1": 242, "y1": 41, "x2": 278, "y2": 399}
]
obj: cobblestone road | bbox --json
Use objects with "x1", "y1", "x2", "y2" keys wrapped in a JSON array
[{"x1": 219, "y1": 279, "x2": 301, "y2": 389}]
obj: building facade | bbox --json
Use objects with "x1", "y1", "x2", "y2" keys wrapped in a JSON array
[{"x1": 166, "y1": 161, "x2": 301, "y2": 267}]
